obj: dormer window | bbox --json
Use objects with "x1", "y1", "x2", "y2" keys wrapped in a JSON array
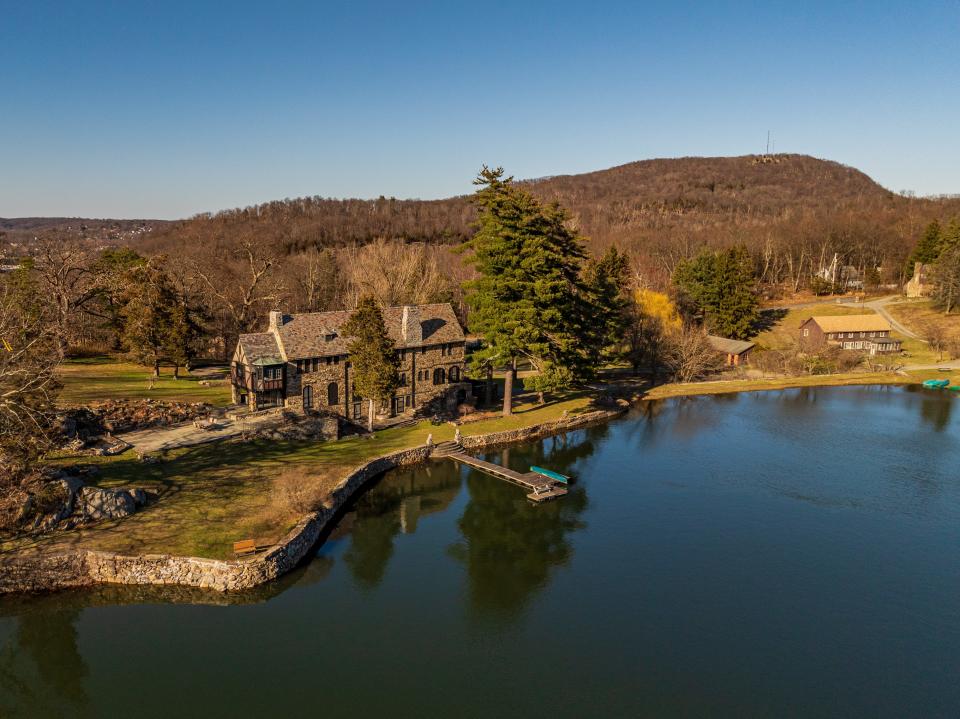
[{"x1": 325, "y1": 333, "x2": 336, "y2": 342}]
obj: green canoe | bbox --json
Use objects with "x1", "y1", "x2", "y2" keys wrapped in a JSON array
[{"x1": 530, "y1": 466, "x2": 570, "y2": 484}]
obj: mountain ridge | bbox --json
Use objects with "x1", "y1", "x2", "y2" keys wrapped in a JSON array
[{"x1": 6, "y1": 155, "x2": 959, "y2": 262}]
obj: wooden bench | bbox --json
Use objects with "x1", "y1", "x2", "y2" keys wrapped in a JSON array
[{"x1": 233, "y1": 539, "x2": 258, "y2": 556}]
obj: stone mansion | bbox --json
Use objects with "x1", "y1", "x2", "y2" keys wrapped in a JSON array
[{"x1": 230, "y1": 303, "x2": 469, "y2": 420}]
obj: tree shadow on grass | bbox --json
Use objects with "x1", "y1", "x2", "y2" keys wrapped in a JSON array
[{"x1": 752, "y1": 307, "x2": 789, "y2": 336}]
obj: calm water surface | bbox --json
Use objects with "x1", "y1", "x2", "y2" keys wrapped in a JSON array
[{"x1": 2, "y1": 385, "x2": 959, "y2": 718}]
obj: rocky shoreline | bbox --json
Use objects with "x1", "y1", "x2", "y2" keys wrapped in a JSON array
[{"x1": 0, "y1": 405, "x2": 625, "y2": 596}]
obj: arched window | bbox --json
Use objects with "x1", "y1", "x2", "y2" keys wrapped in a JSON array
[
  {"x1": 433, "y1": 367, "x2": 446, "y2": 385},
  {"x1": 303, "y1": 384, "x2": 313, "y2": 409},
  {"x1": 327, "y1": 382, "x2": 339, "y2": 406},
  {"x1": 449, "y1": 366, "x2": 459, "y2": 383}
]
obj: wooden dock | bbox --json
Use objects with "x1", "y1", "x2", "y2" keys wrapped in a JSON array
[{"x1": 434, "y1": 443, "x2": 568, "y2": 502}]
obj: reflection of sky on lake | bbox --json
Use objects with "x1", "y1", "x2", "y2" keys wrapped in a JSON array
[{"x1": 1, "y1": 385, "x2": 958, "y2": 718}]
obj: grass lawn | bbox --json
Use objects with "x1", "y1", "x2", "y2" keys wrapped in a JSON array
[
  {"x1": 11, "y1": 391, "x2": 595, "y2": 560},
  {"x1": 886, "y1": 300, "x2": 960, "y2": 359},
  {"x1": 57, "y1": 356, "x2": 232, "y2": 407},
  {"x1": 897, "y1": 336, "x2": 942, "y2": 365},
  {"x1": 752, "y1": 303, "x2": 936, "y2": 363},
  {"x1": 644, "y1": 368, "x2": 960, "y2": 400}
]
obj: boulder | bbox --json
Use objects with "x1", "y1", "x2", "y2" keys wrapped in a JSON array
[{"x1": 75, "y1": 486, "x2": 138, "y2": 522}]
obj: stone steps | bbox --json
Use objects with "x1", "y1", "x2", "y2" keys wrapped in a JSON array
[{"x1": 430, "y1": 441, "x2": 464, "y2": 458}]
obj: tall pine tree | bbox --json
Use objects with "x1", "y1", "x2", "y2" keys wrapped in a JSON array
[
  {"x1": 673, "y1": 246, "x2": 759, "y2": 340},
  {"x1": 908, "y1": 220, "x2": 943, "y2": 275},
  {"x1": 461, "y1": 167, "x2": 593, "y2": 414},
  {"x1": 584, "y1": 246, "x2": 629, "y2": 367},
  {"x1": 342, "y1": 295, "x2": 400, "y2": 431},
  {"x1": 120, "y1": 258, "x2": 196, "y2": 377}
]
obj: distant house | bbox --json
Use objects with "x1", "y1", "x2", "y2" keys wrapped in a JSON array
[
  {"x1": 707, "y1": 335, "x2": 755, "y2": 366},
  {"x1": 905, "y1": 263, "x2": 932, "y2": 298},
  {"x1": 815, "y1": 254, "x2": 865, "y2": 290},
  {"x1": 231, "y1": 303, "x2": 470, "y2": 419},
  {"x1": 799, "y1": 315, "x2": 902, "y2": 355}
]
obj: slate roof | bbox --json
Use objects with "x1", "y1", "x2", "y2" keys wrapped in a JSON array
[
  {"x1": 804, "y1": 315, "x2": 892, "y2": 333},
  {"x1": 707, "y1": 335, "x2": 755, "y2": 355},
  {"x1": 239, "y1": 303, "x2": 465, "y2": 363},
  {"x1": 237, "y1": 332, "x2": 283, "y2": 365}
]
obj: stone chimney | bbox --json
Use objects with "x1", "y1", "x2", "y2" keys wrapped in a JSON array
[
  {"x1": 401, "y1": 305, "x2": 422, "y2": 345},
  {"x1": 268, "y1": 310, "x2": 285, "y2": 333}
]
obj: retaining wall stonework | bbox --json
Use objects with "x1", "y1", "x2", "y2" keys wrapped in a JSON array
[{"x1": 0, "y1": 405, "x2": 624, "y2": 595}]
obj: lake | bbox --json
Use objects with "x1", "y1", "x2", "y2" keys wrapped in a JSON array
[{"x1": 2, "y1": 385, "x2": 959, "y2": 718}]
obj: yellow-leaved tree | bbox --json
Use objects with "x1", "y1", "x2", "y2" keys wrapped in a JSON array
[{"x1": 625, "y1": 289, "x2": 681, "y2": 379}]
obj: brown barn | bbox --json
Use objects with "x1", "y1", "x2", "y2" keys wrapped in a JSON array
[
  {"x1": 799, "y1": 315, "x2": 901, "y2": 354},
  {"x1": 231, "y1": 303, "x2": 470, "y2": 419},
  {"x1": 707, "y1": 335, "x2": 755, "y2": 366}
]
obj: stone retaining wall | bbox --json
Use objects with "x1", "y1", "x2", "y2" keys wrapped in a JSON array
[
  {"x1": 460, "y1": 407, "x2": 621, "y2": 451},
  {"x1": 0, "y1": 446, "x2": 431, "y2": 595},
  {"x1": 0, "y1": 404, "x2": 625, "y2": 595}
]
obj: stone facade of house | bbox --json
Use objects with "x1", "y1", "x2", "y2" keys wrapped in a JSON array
[
  {"x1": 231, "y1": 303, "x2": 470, "y2": 420},
  {"x1": 905, "y1": 262, "x2": 932, "y2": 298}
]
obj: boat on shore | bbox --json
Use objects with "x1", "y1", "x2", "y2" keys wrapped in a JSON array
[{"x1": 922, "y1": 379, "x2": 951, "y2": 389}]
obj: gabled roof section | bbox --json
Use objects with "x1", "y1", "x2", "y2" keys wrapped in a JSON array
[
  {"x1": 804, "y1": 314, "x2": 892, "y2": 333},
  {"x1": 238, "y1": 303, "x2": 465, "y2": 363},
  {"x1": 237, "y1": 332, "x2": 282, "y2": 365},
  {"x1": 707, "y1": 335, "x2": 755, "y2": 355}
]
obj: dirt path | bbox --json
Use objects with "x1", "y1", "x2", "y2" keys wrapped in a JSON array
[
  {"x1": 118, "y1": 413, "x2": 279, "y2": 453},
  {"x1": 900, "y1": 359, "x2": 960, "y2": 371},
  {"x1": 863, "y1": 296, "x2": 924, "y2": 340}
]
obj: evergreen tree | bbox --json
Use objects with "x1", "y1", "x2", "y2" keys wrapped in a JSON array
[
  {"x1": 461, "y1": 167, "x2": 593, "y2": 414},
  {"x1": 342, "y1": 295, "x2": 400, "y2": 431},
  {"x1": 673, "y1": 246, "x2": 759, "y2": 339},
  {"x1": 908, "y1": 220, "x2": 943, "y2": 275},
  {"x1": 93, "y1": 248, "x2": 145, "y2": 350},
  {"x1": 931, "y1": 244, "x2": 960, "y2": 314},
  {"x1": 940, "y1": 218, "x2": 960, "y2": 254},
  {"x1": 584, "y1": 246, "x2": 630, "y2": 367},
  {"x1": 672, "y1": 250, "x2": 719, "y2": 321},
  {"x1": 711, "y1": 246, "x2": 760, "y2": 339},
  {"x1": 119, "y1": 258, "x2": 195, "y2": 377}
]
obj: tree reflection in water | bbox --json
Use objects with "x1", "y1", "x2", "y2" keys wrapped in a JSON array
[
  {"x1": 342, "y1": 463, "x2": 462, "y2": 590},
  {"x1": 0, "y1": 608, "x2": 90, "y2": 718},
  {"x1": 448, "y1": 427, "x2": 601, "y2": 622},
  {"x1": 918, "y1": 394, "x2": 953, "y2": 432}
]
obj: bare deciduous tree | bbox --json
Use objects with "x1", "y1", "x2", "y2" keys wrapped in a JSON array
[
  {"x1": 194, "y1": 239, "x2": 285, "y2": 358},
  {"x1": 340, "y1": 239, "x2": 452, "y2": 308},
  {"x1": 28, "y1": 236, "x2": 103, "y2": 358},
  {"x1": 0, "y1": 280, "x2": 61, "y2": 479},
  {"x1": 663, "y1": 327, "x2": 724, "y2": 382},
  {"x1": 921, "y1": 322, "x2": 949, "y2": 362}
]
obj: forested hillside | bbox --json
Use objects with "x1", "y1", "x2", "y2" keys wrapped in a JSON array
[
  {"x1": 140, "y1": 154, "x2": 958, "y2": 285},
  {"x1": 6, "y1": 154, "x2": 960, "y2": 362}
]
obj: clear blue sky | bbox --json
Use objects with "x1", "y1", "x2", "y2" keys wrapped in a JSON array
[{"x1": 2, "y1": 1, "x2": 957, "y2": 219}]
